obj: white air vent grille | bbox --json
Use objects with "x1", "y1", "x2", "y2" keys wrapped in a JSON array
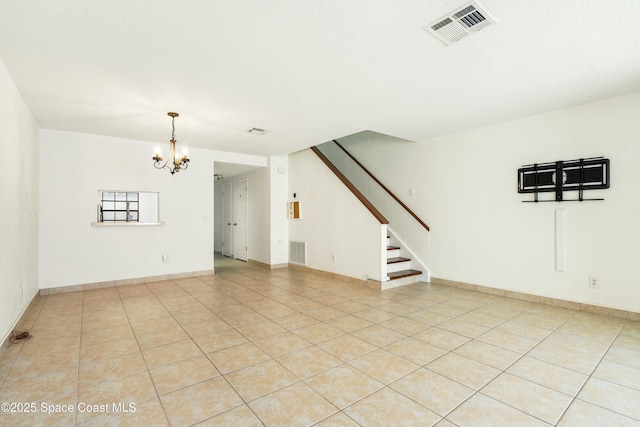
[
  {"x1": 289, "y1": 241, "x2": 307, "y2": 265},
  {"x1": 425, "y1": 1, "x2": 495, "y2": 45}
]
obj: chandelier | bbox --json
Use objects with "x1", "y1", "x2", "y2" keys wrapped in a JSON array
[{"x1": 153, "y1": 112, "x2": 190, "y2": 174}]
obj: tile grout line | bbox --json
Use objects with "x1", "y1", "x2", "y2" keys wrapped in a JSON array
[
  {"x1": 5, "y1": 258, "x2": 639, "y2": 426},
  {"x1": 236, "y1": 268, "x2": 358, "y2": 425},
  {"x1": 72, "y1": 291, "x2": 85, "y2": 427},
  {"x1": 116, "y1": 282, "x2": 172, "y2": 427},
  {"x1": 554, "y1": 322, "x2": 633, "y2": 425},
  {"x1": 387, "y1": 302, "x2": 580, "y2": 425},
  {"x1": 0, "y1": 301, "x2": 39, "y2": 391},
  {"x1": 472, "y1": 311, "x2": 579, "y2": 426},
  {"x1": 479, "y1": 309, "x2": 580, "y2": 425},
  {"x1": 455, "y1": 310, "x2": 633, "y2": 425},
  {"x1": 230, "y1": 266, "x2": 636, "y2": 423},
  {"x1": 173, "y1": 274, "x2": 288, "y2": 426},
  {"x1": 196, "y1": 269, "x2": 408, "y2": 424},
  {"x1": 149, "y1": 278, "x2": 245, "y2": 424}
]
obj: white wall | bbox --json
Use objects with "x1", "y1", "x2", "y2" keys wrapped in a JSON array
[
  {"x1": 39, "y1": 130, "x2": 218, "y2": 289},
  {"x1": 288, "y1": 149, "x2": 385, "y2": 281},
  {"x1": 247, "y1": 167, "x2": 270, "y2": 264},
  {"x1": 345, "y1": 92, "x2": 640, "y2": 312},
  {"x1": 0, "y1": 59, "x2": 39, "y2": 342},
  {"x1": 269, "y1": 155, "x2": 289, "y2": 266}
]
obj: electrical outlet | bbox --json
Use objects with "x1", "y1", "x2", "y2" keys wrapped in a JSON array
[
  {"x1": 331, "y1": 254, "x2": 336, "y2": 262},
  {"x1": 589, "y1": 276, "x2": 599, "y2": 289}
]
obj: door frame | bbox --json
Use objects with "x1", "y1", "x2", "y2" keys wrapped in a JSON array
[
  {"x1": 233, "y1": 178, "x2": 249, "y2": 262},
  {"x1": 221, "y1": 181, "x2": 233, "y2": 257}
]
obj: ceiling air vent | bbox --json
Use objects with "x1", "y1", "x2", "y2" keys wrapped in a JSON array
[
  {"x1": 425, "y1": 1, "x2": 495, "y2": 45},
  {"x1": 248, "y1": 127, "x2": 268, "y2": 135}
]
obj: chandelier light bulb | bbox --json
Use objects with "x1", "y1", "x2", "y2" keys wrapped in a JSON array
[{"x1": 153, "y1": 146, "x2": 163, "y2": 161}]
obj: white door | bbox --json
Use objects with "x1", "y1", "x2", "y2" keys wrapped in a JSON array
[
  {"x1": 233, "y1": 179, "x2": 248, "y2": 261},
  {"x1": 221, "y1": 182, "x2": 233, "y2": 257}
]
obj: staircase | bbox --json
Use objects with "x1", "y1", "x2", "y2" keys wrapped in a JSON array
[
  {"x1": 312, "y1": 140, "x2": 430, "y2": 290},
  {"x1": 383, "y1": 234, "x2": 423, "y2": 289}
]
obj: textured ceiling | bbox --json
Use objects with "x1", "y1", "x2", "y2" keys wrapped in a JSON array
[{"x1": 1, "y1": 0, "x2": 639, "y2": 156}]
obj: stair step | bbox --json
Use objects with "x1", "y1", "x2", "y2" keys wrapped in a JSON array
[
  {"x1": 387, "y1": 246, "x2": 400, "y2": 251},
  {"x1": 388, "y1": 269, "x2": 422, "y2": 280},
  {"x1": 387, "y1": 257, "x2": 410, "y2": 264}
]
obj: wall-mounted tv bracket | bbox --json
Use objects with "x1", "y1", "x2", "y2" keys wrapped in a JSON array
[{"x1": 518, "y1": 157, "x2": 610, "y2": 202}]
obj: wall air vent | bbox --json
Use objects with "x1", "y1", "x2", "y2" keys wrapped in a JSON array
[
  {"x1": 289, "y1": 241, "x2": 307, "y2": 265},
  {"x1": 425, "y1": 1, "x2": 495, "y2": 45}
]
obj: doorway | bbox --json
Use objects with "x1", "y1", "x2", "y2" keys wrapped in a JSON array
[{"x1": 219, "y1": 178, "x2": 248, "y2": 262}]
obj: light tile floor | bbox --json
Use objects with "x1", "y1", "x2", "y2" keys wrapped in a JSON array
[{"x1": 1, "y1": 256, "x2": 640, "y2": 426}]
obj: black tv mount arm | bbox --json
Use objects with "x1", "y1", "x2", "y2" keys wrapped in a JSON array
[{"x1": 518, "y1": 157, "x2": 610, "y2": 203}]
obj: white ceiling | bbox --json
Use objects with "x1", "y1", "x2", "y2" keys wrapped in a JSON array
[{"x1": 1, "y1": 1, "x2": 639, "y2": 157}]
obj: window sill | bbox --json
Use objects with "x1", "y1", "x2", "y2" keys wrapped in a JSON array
[{"x1": 91, "y1": 221, "x2": 165, "y2": 227}]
